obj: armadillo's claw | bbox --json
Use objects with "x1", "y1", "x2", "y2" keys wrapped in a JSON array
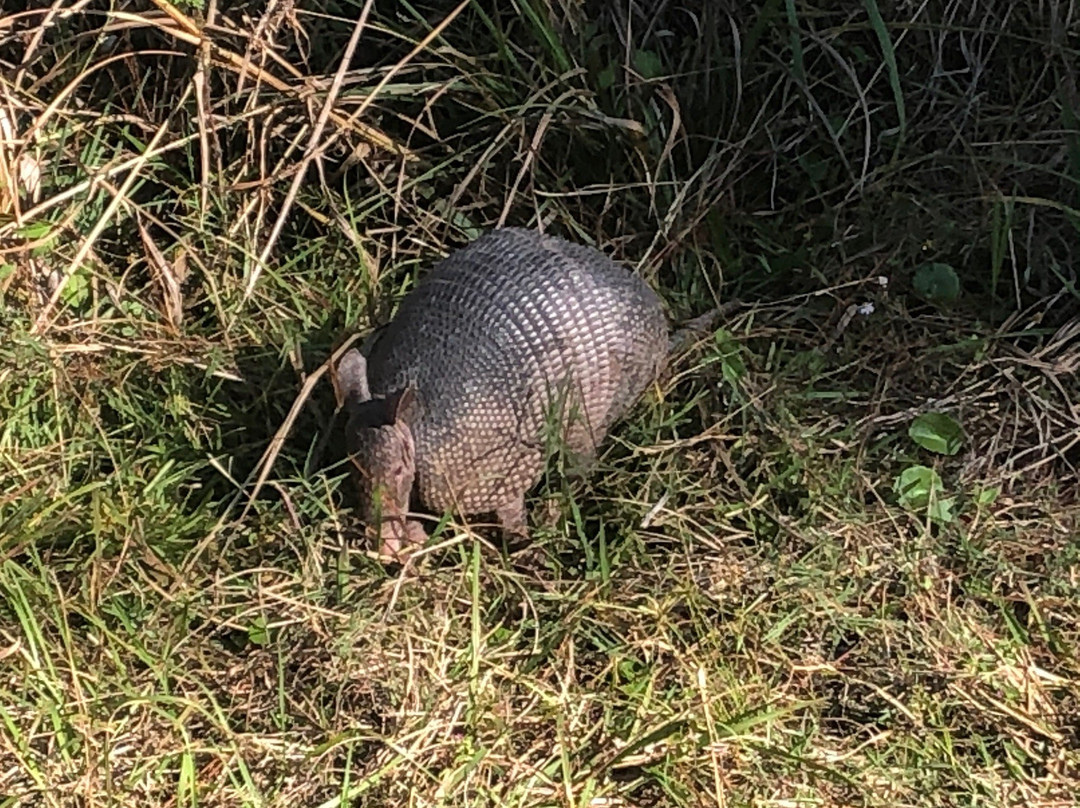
[
  {"x1": 496, "y1": 498, "x2": 529, "y2": 539},
  {"x1": 375, "y1": 518, "x2": 428, "y2": 562}
]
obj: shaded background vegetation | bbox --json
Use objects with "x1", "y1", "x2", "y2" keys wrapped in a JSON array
[{"x1": 0, "y1": 1, "x2": 1078, "y2": 805}]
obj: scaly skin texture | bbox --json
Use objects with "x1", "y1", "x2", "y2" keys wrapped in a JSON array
[{"x1": 338, "y1": 227, "x2": 670, "y2": 558}]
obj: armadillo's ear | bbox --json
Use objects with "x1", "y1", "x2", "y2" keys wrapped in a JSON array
[
  {"x1": 387, "y1": 386, "x2": 419, "y2": 425},
  {"x1": 334, "y1": 348, "x2": 371, "y2": 405}
]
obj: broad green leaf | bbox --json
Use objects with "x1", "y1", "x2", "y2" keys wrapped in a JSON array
[
  {"x1": 894, "y1": 465, "x2": 943, "y2": 510},
  {"x1": 633, "y1": 49, "x2": 663, "y2": 79},
  {"x1": 61, "y1": 269, "x2": 91, "y2": 308},
  {"x1": 909, "y1": 412, "x2": 964, "y2": 456},
  {"x1": 597, "y1": 63, "x2": 616, "y2": 91},
  {"x1": 248, "y1": 616, "x2": 270, "y2": 646},
  {"x1": 913, "y1": 262, "x2": 960, "y2": 304}
]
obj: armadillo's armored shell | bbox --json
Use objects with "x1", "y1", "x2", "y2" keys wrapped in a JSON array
[{"x1": 362, "y1": 227, "x2": 669, "y2": 518}]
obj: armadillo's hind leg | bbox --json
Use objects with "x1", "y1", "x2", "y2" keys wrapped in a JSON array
[
  {"x1": 496, "y1": 496, "x2": 529, "y2": 539},
  {"x1": 563, "y1": 419, "x2": 602, "y2": 482}
]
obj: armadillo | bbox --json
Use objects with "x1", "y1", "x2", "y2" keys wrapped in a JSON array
[{"x1": 335, "y1": 226, "x2": 709, "y2": 558}]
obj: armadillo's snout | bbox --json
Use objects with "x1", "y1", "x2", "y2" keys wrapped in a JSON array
[
  {"x1": 365, "y1": 482, "x2": 427, "y2": 560},
  {"x1": 350, "y1": 418, "x2": 421, "y2": 559}
]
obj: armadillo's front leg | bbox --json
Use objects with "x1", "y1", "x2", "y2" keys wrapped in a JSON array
[{"x1": 496, "y1": 497, "x2": 529, "y2": 539}]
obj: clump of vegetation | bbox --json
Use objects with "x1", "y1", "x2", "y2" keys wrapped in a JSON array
[{"x1": 1, "y1": 1, "x2": 1077, "y2": 805}]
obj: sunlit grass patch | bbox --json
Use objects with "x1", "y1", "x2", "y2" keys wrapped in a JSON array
[{"x1": 1, "y1": 0, "x2": 1078, "y2": 805}]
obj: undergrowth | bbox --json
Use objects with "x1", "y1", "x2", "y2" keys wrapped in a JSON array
[{"x1": 0, "y1": 1, "x2": 1078, "y2": 806}]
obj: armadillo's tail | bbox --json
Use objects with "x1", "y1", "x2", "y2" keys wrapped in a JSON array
[{"x1": 667, "y1": 299, "x2": 742, "y2": 356}]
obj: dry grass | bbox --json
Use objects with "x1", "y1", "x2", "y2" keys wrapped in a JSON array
[{"x1": 1, "y1": 1, "x2": 1078, "y2": 806}]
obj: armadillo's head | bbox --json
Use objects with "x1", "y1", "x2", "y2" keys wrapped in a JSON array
[{"x1": 334, "y1": 348, "x2": 427, "y2": 559}]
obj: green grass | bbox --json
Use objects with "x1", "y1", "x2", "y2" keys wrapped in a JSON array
[{"x1": 1, "y1": 1, "x2": 1079, "y2": 806}]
